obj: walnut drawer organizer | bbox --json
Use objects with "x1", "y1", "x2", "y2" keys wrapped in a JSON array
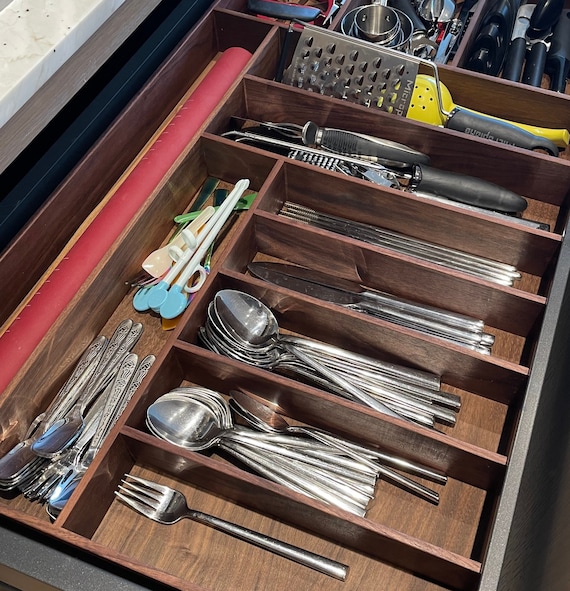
[{"x1": 1, "y1": 2, "x2": 570, "y2": 591}]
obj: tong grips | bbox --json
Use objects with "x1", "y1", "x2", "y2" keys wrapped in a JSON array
[
  {"x1": 302, "y1": 122, "x2": 430, "y2": 167},
  {"x1": 411, "y1": 164, "x2": 528, "y2": 213}
]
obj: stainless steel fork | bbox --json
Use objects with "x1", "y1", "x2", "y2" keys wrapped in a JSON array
[{"x1": 115, "y1": 474, "x2": 348, "y2": 580}]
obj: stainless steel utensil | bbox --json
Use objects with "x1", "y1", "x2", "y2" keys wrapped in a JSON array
[{"x1": 116, "y1": 474, "x2": 349, "y2": 580}]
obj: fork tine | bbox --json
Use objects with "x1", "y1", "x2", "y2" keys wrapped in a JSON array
[
  {"x1": 115, "y1": 490, "x2": 157, "y2": 518},
  {"x1": 124, "y1": 473, "x2": 170, "y2": 494},
  {"x1": 118, "y1": 481, "x2": 162, "y2": 508}
]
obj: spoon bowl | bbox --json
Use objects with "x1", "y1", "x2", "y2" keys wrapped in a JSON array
[
  {"x1": 141, "y1": 207, "x2": 215, "y2": 278},
  {"x1": 147, "y1": 395, "x2": 226, "y2": 449},
  {"x1": 214, "y1": 290, "x2": 279, "y2": 347}
]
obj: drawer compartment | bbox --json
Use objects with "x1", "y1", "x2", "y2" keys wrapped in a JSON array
[{"x1": 1, "y1": 5, "x2": 570, "y2": 591}]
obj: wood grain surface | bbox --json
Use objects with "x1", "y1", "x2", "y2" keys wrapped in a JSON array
[{"x1": 1, "y1": 2, "x2": 569, "y2": 590}]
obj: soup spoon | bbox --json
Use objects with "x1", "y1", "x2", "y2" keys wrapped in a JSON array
[
  {"x1": 146, "y1": 390, "x2": 372, "y2": 515},
  {"x1": 212, "y1": 290, "x2": 407, "y2": 420}
]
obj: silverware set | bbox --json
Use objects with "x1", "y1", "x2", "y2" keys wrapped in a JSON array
[
  {"x1": 199, "y1": 289, "x2": 460, "y2": 430},
  {"x1": 145, "y1": 387, "x2": 445, "y2": 515},
  {"x1": 248, "y1": 261, "x2": 496, "y2": 354},
  {"x1": 280, "y1": 201, "x2": 522, "y2": 287},
  {"x1": 0, "y1": 320, "x2": 154, "y2": 518}
]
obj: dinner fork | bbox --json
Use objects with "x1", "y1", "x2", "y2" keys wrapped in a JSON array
[{"x1": 115, "y1": 474, "x2": 348, "y2": 580}]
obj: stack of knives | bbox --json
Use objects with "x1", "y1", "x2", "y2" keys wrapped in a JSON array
[{"x1": 248, "y1": 261, "x2": 496, "y2": 354}]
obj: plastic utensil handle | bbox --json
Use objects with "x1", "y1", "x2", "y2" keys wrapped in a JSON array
[
  {"x1": 175, "y1": 179, "x2": 250, "y2": 292},
  {"x1": 302, "y1": 122, "x2": 430, "y2": 166},
  {"x1": 502, "y1": 37, "x2": 527, "y2": 81},
  {"x1": 522, "y1": 41, "x2": 549, "y2": 87},
  {"x1": 411, "y1": 164, "x2": 528, "y2": 213},
  {"x1": 247, "y1": 0, "x2": 322, "y2": 20},
  {"x1": 166, "y1": 187, "x2": 246, "y2": 288},
  {"x1": 446, "y1": 108, "x2": 559, "y2": 156}
]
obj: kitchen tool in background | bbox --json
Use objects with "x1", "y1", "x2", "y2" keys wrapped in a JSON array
[
  {"x1": 225, "y1": 121, "x2": 528, "y2": 212},
  {"x1": 434, "y1": 19, "x2": 464, "y2": 64},
  {"x1": 247, "y1": 0, "x2": 323, "y2": 21},
  {"x1": 389, "y1": 0, "x2": 439, "y2": 57},
  {"x1": 545, "y1": 8, "x2": 570, "y2": 91},
  {"x1": 407, "y1": 74, "x2": 567, "y2": 150},
  {"x1": 282, "y1": 24, "x2": 421, "y2": 112},
  {"x1": 465, "y1": 0, "x2": 520, "y2": 76},
  {"x1": 502, "y1": 3, "x2": 535, "y2": 80},
  {"x1": 340, "y1": 4, "x2": 415, "y2": 52},
  {"x1": 116, "y1": 474, "x2": 350, "y2": 579},
  {"x1": 521, "y1": 0, "x2": 565, "y2": 86},
  {"x1": 282, "y1": 24, "x2": 564, "y2": 153},
  {"x1": 445, "y1": 0, "x2": 480, "y2": 62}
]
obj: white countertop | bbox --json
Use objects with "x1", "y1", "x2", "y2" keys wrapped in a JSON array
[
  {"x1": 0, "y1": 0, "x2": 161, "y2": 173},
  {"x1": 0, "y1": 0, "x2": 127, "y2": 128}
]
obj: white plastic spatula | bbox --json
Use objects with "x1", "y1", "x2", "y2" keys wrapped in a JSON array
[{"x1": 141, "y1": 206, "x2": 215, "y2": 278}]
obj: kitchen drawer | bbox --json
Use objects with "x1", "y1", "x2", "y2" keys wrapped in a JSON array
[{"x1": 1, "y1": 4, "x2": 570, "y2": 591}]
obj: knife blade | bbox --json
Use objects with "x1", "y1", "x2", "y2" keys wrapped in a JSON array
[{"x1": 247, "y1": 262, "x2": 492, "y2": 351}]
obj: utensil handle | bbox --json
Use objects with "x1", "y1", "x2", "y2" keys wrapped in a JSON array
[
  {"x1": 189, "y1": 509, "x2": 348, "y2": 580},
  {"x1": 411, "y1": 164, "x2": 528, "y2": 213},
  {"x1": 360, "y1": 290, "x2": 484, "y2": 333},
  {"x1": 299, "y1": 428, "x2": 440, "y2": 504},
  {"x1": 283, "y1": 343, "x2": 403, "y2": 419},
  {"x1": 522, "y1": 40, "x2": 548, "y2": 87},
  {"x1": 445, "y1": 109, "x2": 559, "y2": 156}
]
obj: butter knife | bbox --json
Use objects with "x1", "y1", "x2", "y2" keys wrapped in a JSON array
[{"x1": 247, "y1": 262, "x2": 494, "y2": 352}]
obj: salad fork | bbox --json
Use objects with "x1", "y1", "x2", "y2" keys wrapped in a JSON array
[{"x1": 115, "y1": 474, "x2": 348, "y2": 580}]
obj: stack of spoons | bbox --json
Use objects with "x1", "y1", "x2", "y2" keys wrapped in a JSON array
[
  {"x1": 0, "y1": 319, "x2": 154, "y2": 518},
  {"x1": 199, "y1": 290, "x2": 460, "y2": 429},
  {"x1": 146, "y1": 387, "x2": 444, "y2": 516}
]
